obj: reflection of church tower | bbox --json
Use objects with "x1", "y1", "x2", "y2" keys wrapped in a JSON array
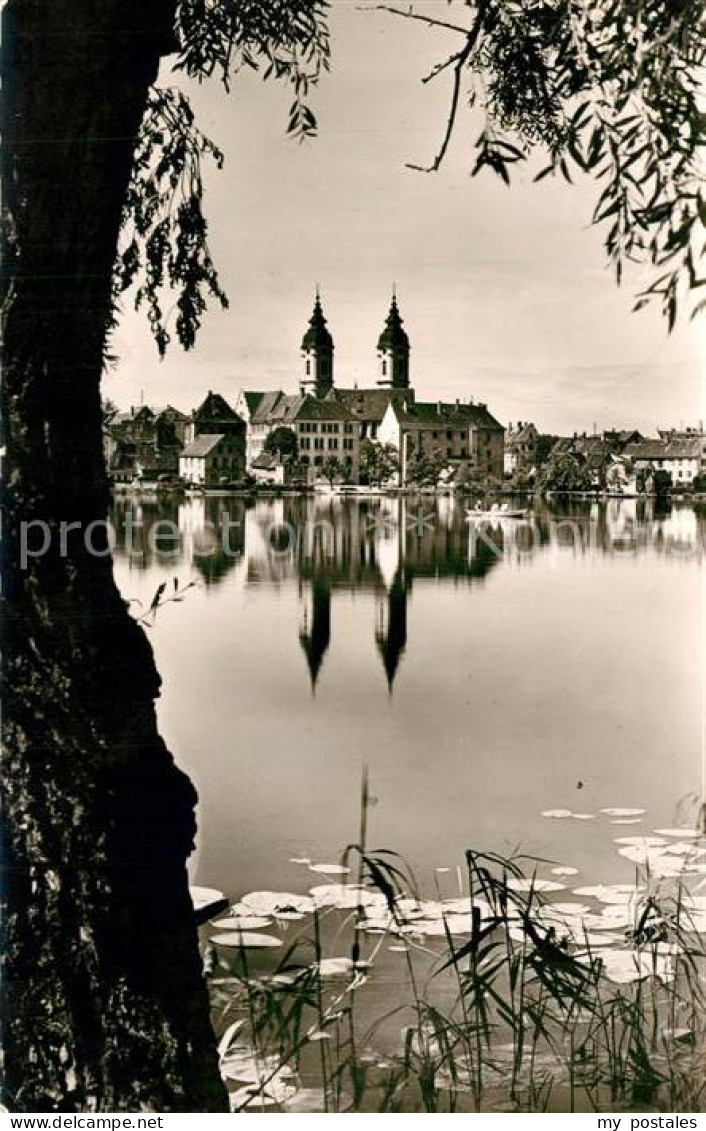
[
  {"x1": 301, "y1": 290, "x2": 334, "y2": 399},
  {"x1": 375, "y1": 572, "x2": 408, "y2": 692},
  {"x1": 299, "y1": 579, "x2": 331, "y2": 691},
  {"x1": 377, "y1": 289, "x2": 410, "y2": 389}
]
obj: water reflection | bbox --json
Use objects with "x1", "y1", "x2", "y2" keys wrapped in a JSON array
[{"x1": 111, "y1": 495, "x2": 703, "y2": 693}]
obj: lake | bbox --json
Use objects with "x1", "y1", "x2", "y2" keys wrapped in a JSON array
[{"x1": 110, "y1": 494, "x2": 703, "y2": 901}]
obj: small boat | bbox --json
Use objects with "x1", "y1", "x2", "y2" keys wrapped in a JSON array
[{"x1": 467, "y1": 504, "x2": 529, "y2": 520}]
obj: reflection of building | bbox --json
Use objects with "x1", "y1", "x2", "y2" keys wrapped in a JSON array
[
  {"x1": 375, "y1": 572, "x2": 407, "y2": 691},
  {"x1": 299, "y1": 580, "x2": 331, "y2": 690}
]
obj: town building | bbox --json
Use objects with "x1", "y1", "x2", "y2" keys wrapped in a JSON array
[
  {"x1": 378, "y1": 398, "x2": 505, "y2": 483},
  {"x1": 623, "y1": 436, "x2": 704, "y2": 485},
  {"x1": 178, "y1": 433, "x2": 245, "y2": 487},
  {"x1": 504, "y1": 421, "x2": 539, "y2": 475},
  {"x1": 105, "y1": 403, "x2": 189, "y2": 483}
]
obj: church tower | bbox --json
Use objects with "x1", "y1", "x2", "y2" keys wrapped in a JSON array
[
  {"x1": 377, "y1": 289, "x2": 410, "y2": 389},
  {"x1": 301, "y1": 290, "x2": 334, "y2": 398}
]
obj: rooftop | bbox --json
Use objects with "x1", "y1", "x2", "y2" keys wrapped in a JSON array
[{"x1": 180, "y1": 433, "x2": 226, "y2": 458}]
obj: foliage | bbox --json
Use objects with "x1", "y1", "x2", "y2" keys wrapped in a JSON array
[
  {"x1": 320, "y1": 454, "x2": 344, "y2": 485},
  {"x1": 115, "y1": 1, "x2": 331, "y2": 356},
  {"x1": 534, "y1": 434, "x2": 558, "y2": 467},
  {"x1": 206, "y1": 839, "x2": 706, "y2": 1113},
  {"x1": 538, "y1": 450, "x2": 593, "y2": 493},
  {"x1": 379, "y1": 0, "x2": 705, "y2": 327},
  {"x1": 115, "y1": 87, "x2": 228, "y2": 357},
  {"x1": 263, "y1": 426, "x2": 299, "y2": 459},
  {"x1": 360, "y1": 439, "x2": 400, "y2": 486},
  {"x1": 652, "y1": 467, "x2": 672, "y2": 498},
  {"x1": 176, "y1": 0, "x2": 330, "y2": 138},
  {"x1": 405, "y1": 446, "x2": 446, "y2": 487}
]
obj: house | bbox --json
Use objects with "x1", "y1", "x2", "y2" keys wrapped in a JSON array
[
  {"x1": 179, "y1": 433, "x2": 245, "y2": 487},
  {"x1": 187, "y1": 391, "x2": 246, "y2": 442},
  {"x1": 250, "y1": 451, "x2": 303, "y2": 486},
  {"x1": 105, "y1": 403, "x2": 188, "y2": 483},
  {"x1": 185, "y1": 392, "x2": 246, "y2": 476},
  {"x1": 378, "y1": 398, "x2": 505, "y2": 484},
  {"x1": 240, "y1": 384, "x2": 361, "y2": 483},
  {"x1": 623, "y1": 437, "x2": 704, "y2": 485},
  {"x1": 504, "y1": 421, "x2": 539, "y2": 475},
  {"x1": 239, "y1": 390, "x2": 288, "y2": 468}
]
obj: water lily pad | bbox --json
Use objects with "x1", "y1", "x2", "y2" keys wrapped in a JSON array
[
  {"x1": 230, "y1": 1079, "x2": 297, "y2": 1110},
  {"x1": 611, "y1": 818, "x2": 643, "y2": 825},
  {"x1": 310, "y1": 884, "x2": 381, "y2": 909},
  {"x1": 599, "y1": 949, "x2": 673, "y2": 984},
  {"x1": 241, "y1": 891, "x2": 315, "y2": 915},
  {"x1": 211, "y1": 916, "x2": 272, "y2": 931},
  {"x1": 601, "y1": 808, "x2": 646, "y2": 817},
  {"x1": 654, "y1": 828, "x2": 700, "y2": 839},
  {"x1": 317, "y1": 957, "x2": 355, "y2": 977},
  {"x1": 309, "y1": 863, "x2": 352, "y2": 875},
  {"x1": 212, "y1": 932, "x2": 282, "y2": 949},
  {"x1": 614, "y1": 836, "x2": 666, "y2": 846},
  {"x1": 507, "y1": 878, "x2": 566, "y2": 893},
  {"x1": 574, "y1": 883, "x2": 642, "y2": 905},
  {"x1": 413, "y1": 915, "x2": 473, "y2": 936},
  {"x1": 289, "y1": 857, "x2": 311, "y2": 865},
  {"x1": 551, "y1": 866, "x2": 579, "y2": 876},
  {"x1": 230, "y1": 1088, "x2": 279, "y2": 1110},
  {"x1": 570, "y1": 813, "x2": 595, "y2": 820},
  {"x1": 542, "y1": 809, "x2": 573, "y2": 818},
  {"x1": 190, "y1": 885, "x2": 225, "y2": 906}
]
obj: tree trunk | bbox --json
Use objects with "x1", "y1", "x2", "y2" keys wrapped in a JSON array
[{"x1": 1, "y1": 1, "x2": 228, "y2": 1111}]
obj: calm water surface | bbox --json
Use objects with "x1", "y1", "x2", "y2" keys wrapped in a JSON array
[{"x1": 110, "y1": 495, "x2": 703, "y2": 901}]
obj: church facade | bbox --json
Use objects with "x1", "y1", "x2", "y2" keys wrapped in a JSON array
[{"x1": 237, "y1": 291, "x2": 504, "y2": 486}]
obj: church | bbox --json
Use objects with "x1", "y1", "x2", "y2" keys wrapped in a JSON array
[{"x1": 236, "y1": 291, "x2": 504, "y2": 485}]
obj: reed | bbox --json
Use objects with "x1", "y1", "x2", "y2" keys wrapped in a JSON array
[{"x1": 206, "y1": 789, "x2": 706, "y2": 1112}]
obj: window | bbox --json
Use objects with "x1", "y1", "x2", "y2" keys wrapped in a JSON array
[
  {"x1": 306, "y1": 359, "x2": 311, "y2": 375},
  {"x1": 447, "y1": 431, "x2": 452, "y2": 440},
  {"x1": 447, "y1": 447, "x2": 452, "y2": 458},
  {"x1": 329, "y1": 438, "x2": 338, "y2": 449},
  {"x1": 382, "y1": 359, "x2": 387, "y2": 375},
  {"x1": 432, "y1": 431, "x2": 438, "y2": 439},
  {"x1": 461, "y1": 447, "x2": 467, "y2": 458}
]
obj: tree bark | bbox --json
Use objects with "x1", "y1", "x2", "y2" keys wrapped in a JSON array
[{"x1": 1, "y1": 1, "x2": 228, "y2": 1111}]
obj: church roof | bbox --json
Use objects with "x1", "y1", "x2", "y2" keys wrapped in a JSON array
[
  {"x1": 377, "y1": 295, "x2": 409, "y2": 353},
  {"x1": 301, "y1": 294, "x2": 334, "y2": 353},
  {"x1": 326, "y1": 387, "x2": 411, "y2": 424},
  {"x1": 253, "y1": 392, "x2": 356, "y2": 426}
]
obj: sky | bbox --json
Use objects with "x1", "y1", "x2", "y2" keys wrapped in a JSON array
[{"x1": 106, "y1": 1, "x2": 703, "y2": 435}]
